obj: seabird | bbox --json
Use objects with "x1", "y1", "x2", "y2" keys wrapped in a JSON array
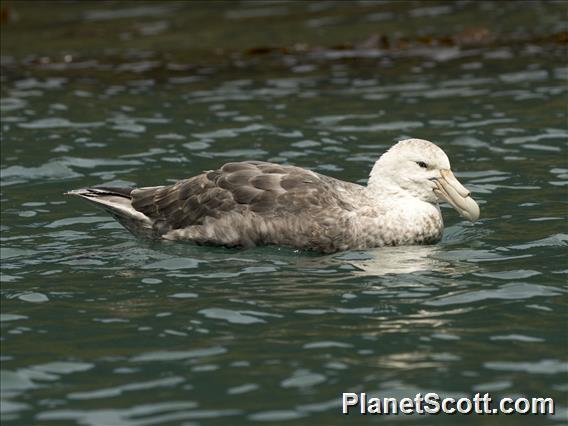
[{"x1": 66, "y1": 138, "x2": 480, "y2": 253}]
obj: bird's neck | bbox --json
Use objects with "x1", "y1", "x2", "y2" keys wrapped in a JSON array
[
  {"x1": 366, "y1": 176, "x2": 410, "y2": 200},
  {"x1": 363, "y1": 178, "x2": 443, "y2": 230}
]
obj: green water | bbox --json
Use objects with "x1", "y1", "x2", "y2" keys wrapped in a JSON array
[{"x1": 1, "y1": 2, "x2": 567, "y2": 425}]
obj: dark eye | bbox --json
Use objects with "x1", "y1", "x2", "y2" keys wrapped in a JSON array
[{"x1": 416, "y1": 161, "x2": 428, "y2": 169}]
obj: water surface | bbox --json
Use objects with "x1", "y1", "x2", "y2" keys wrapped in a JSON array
[{"x1": 1, "y1": 2, "x2": 567, "y2": 425}]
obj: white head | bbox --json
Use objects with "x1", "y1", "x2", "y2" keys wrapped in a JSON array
[{"x1": 368, "y1": 138, "x2": 480, "y2": 222}]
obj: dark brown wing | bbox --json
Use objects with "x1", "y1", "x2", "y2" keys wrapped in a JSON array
[{"x1": 130, "y1": 161, "x2": 357, "y2": 235}]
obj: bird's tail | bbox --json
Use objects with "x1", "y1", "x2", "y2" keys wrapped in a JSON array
[{"x1": 65, "y1": 187, "x2": 154, "y2": 238}]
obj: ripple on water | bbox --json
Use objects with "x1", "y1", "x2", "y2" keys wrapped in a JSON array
[
  {"x1": 14, "y1": 292, "x2": 49, "y2": 303},
  {"x1": 424, "y1": 282, "x2": 564, "y2": 306},
  {"x1": 489, "y1": 334, "x2": 544, "y2": 342},
  {"x1": 249, "y1": 409, "x2": 306, "y2": 421},
  {"x1": 46, "y1": 216, "x2": 111, "y2": 229},
  {"x1": 0, "y1": 247, "x2": 38, "y2": 260},
  {"x1": 0, "y1": 314, "x2": 28, "y2": 322},
  {"x1": 192, "y1": 124, "x2": 275, "y2": 139},
  {"x1": 31, "y1": 361, "x2": 94, "y2": 375},
  {"x1": 198, "y1": 308, "x2": 266, "y2": 324},
  {"x1": 204, "y1": 148, "x2": 269, "y2": 158},
  {"x1": 2, "y1": 156, "x2": 146, "y2": 186},
  {"x1": 484, "y1": 359, "x2": 568, "y2": 375},
  {"x1": 303, "y1": 341, "x2": 353, "y2": 349},
  {"x1": 473, "y1": 269, "x2": 541, "y2": 279},
  {"x1": 0, "y1": 97, "x2": 27, "y2": 112},
  {"x1": 37, "y1": 401, "x2": 240, "y2": 426},
  {"x1": 14, "y1": 77, "x2": 66, "y2": 90},
  {"x1": 1, "y1": 163, "x2": 81, "y2": 186},
  {"x1": 141, "y1": 257, "x2": 201, "y2": 270},
  {"x1": 67, "y1": 377, "x2": 185, "y2": 400},
  {"x1": 509, "y1": 233, "x2": 568, "y2": 250},
  {"x1": 281, "y1": 370, "x2": 326, "y2": 388},
  {"x1": 131, "y1": 346, "x2": 227, "y2": 362},
  {"x1": 84, "y1": 5, "x2": 176, "y2": 21},
  {"x1": 18, "y1": 118, "x2": 104, "y2": 129},
  {"x1": 168, "y1": 292, "x2": 198, "y2": 299},
  {"x1": 227, "y1": 383, "x2": 259, "y2": 395},
  {"x1": 1, "y1": 370, "x2": 36, "y2": 392},
  {"x1": 1, "y1": 361, "x2": 94, "y2": 410},
  {"x1": 331, "y1": 121, "x2": 424, "y2": 132},
  {"x1": 110, "y1": 121, "x2": 146, "y2": 133}
]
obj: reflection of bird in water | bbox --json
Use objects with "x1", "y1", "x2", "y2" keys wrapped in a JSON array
[
  {"x1": 66, "y1": 139, "x2": 480, "y2": 253},
  {"x1": 345, "y1": 245, "x2": 448, "y2": 277},
  {"x1": 342, "y1": 244, "x2": 480, "y2": 277}
]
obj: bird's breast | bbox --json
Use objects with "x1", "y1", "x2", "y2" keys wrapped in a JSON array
[{"x1": 352, "y1": 199, "x2": 443, "y2": 248}]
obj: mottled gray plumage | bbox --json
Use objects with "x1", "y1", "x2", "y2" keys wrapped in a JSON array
[{"x1": 66, "y1": 139, "x2": 480, "y2": 253}]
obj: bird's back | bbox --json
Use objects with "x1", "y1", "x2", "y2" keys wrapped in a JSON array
[{"x1": 123, "y1": 161, "x2": 363, "y2": 251}]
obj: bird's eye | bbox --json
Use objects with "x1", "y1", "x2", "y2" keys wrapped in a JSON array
[{"x1": 416, "y1": 161, "x2": 428, "y2": 169}]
